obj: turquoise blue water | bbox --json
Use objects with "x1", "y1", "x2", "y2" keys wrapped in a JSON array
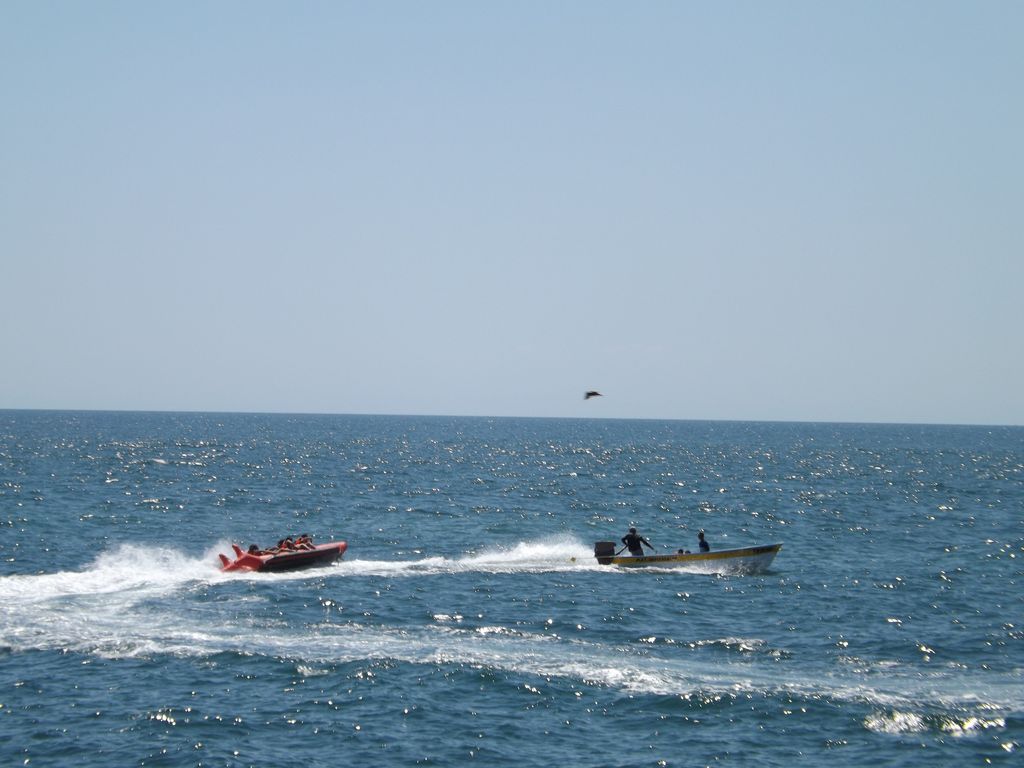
[{"x1": 1, "y1": 411, "x2": 1021, "y2": 766}]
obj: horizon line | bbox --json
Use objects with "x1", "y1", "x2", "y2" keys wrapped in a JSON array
[{"x1": 1, "y1": 406, "x2": 1020, "y2": 430}]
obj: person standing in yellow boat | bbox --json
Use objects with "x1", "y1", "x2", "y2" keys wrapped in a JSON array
[{"x1": 621, "y1": 527, "x2": 654, "y2": 556}]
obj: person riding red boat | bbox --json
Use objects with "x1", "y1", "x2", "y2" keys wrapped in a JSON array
[{"x1": 218, "y1": 534, "x2": 347, "y2": 573}]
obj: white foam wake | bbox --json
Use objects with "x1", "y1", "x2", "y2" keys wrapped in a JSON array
[
  {"x1": 3, "y1": 540, "x2": 1020, "y2": 724},
  {"x1": 0, "y1": 543, "x2": 227, "y2": 604},
  {"x1": 5, "y1": 596, "x2": 1019, "y2": 723},
  {"x1": 332, "y1": 536, "x2": 600, "y2": 578}
]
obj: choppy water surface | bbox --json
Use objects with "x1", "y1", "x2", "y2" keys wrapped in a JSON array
[{"x1": 1, "y1": 412, "x2": 1021, "y2": 766}]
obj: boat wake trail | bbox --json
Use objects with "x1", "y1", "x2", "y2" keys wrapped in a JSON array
[
  {"x1": 335, "y1": 536, "x2": 600, "y2": 578},
  {"x1": 0, "y1": 543, "x2": 226, "y2": 604},
  {"x1": 4, "y1": 589, "x2": 1019, "y2": 727},
  {"x1": 0, "y1": 543, "x2": 222, "y2": 658},
  {"x1": 2, "y1": 541, "x2": 1021, "y2": 731}
]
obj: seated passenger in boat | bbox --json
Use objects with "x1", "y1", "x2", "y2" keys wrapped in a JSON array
[
  {"x1": 260, "y1": 536, "x2": 313, "y2": 556},
  {"x1": 247, "y1": 544, "x2": 262, "y2": 555}
]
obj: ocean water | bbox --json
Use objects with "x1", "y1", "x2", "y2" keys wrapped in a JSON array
[{"x1": 1, "y1": 411, "x2": 1021, "y2": 767}]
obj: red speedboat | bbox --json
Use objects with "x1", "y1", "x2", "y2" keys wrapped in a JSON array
[{"x1": 218, "y1": 541, "x2": 347, "y2": 572}]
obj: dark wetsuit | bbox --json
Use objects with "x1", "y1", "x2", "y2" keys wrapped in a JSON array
[
  {"x1": 621, "y1": 532, "x2": 652, "y2": 556},
  {"x1": 698, "y1": 538, "x2": 710, "y2": 552}
]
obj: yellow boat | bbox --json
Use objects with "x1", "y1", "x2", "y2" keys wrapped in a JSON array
[{"x1": 593, "y1": 541, "x2": 781, "y2": 574}]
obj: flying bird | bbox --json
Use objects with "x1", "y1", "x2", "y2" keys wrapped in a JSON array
[{"x1": 584, "y1": 391, "x2": 603, "y2": 400}]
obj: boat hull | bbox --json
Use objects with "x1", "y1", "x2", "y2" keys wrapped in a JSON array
[
  {"x1": 596, "y1": 543, "x2": 781, "y2": 574},
  {"x1": 219, "y1": 541, "x2": 347, "y2": 572}
]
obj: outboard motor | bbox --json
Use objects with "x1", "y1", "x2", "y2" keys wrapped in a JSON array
[{"x1": 594, "y1": 541, "x2": 617, "y2": 565}]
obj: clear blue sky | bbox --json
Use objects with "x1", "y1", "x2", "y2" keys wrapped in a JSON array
[{"x1": 2, "y1": 2, "x2": 1021, "y2": 425}]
